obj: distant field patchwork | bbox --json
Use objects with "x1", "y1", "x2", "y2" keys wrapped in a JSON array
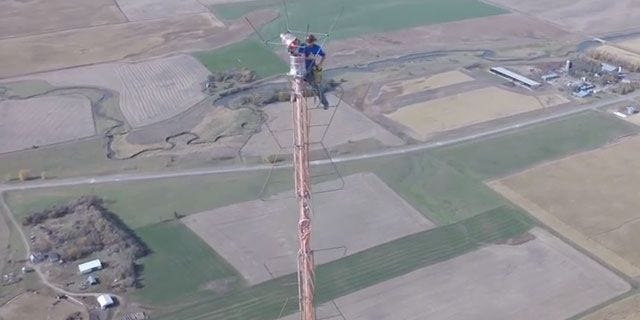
[
  {"x1": 183, "y1": 173, "x2": 433, "y2": 284},
  {"x1": 17, "y1": 55, "x2": 211, "y2": 127},
  {"x1": 0, "y1": 95, "x2": 95, "y2": 153}
]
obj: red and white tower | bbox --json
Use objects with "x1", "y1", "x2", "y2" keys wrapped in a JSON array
[{"x1": 281, "y1": 32, "x2": 316, "y2": 320}]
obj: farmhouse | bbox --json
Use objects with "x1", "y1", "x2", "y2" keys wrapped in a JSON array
[
  {"x1": 97, "y1": 294, "x2": 114, "y2": 309},
  {"x1": 490, "y1": 67, "x2": 541, "y2": 89},
  {"x1": 78, "y1": 259, "x2": 102, "y2": 274}
]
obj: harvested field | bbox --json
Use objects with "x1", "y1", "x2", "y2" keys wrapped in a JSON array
[
  {"x1": 115, "y1": 0, "x2": 210, "y2": 21},
  {"x1": 0, "y1": 95, "x2": 95, "y2": 153},
  {"x1": 618, "y1": 37, "x2": 640, "y2": 53},
  {"x1": 386, "y1": 86, "x2": 545, "y2": 140},
  {"x1": 0, "y1": 292, "x2": 88, "y2": 320},
  {"x1": 378, "y1": 70, "x2": 474, "y2": 97},
  {"x1": 243, "y1": 95, "x2": 403, "y2": 156},
  {"x1": 306, "y1": 228, "x2": 629, "y2": 320},
  {"x1": 0, "y1": 13, "x2": 225, "y2": 78},
  {"x1": 182, "y1": 173, "x2": 433, "y2": 285},
  {"x1": 496, "y1": 135, "x2": 640, "y2": 272},
  {"x1": 19, "y1": 55, "x2": 211, "y2": 127},
  {"x1": 580, "y1": 294, "x2": 640, "y2": 320},
  {"x1": 486, "y1": 0, "x2": 640, "y2": 34},
  {"x1": 0, "y1": 0, "x2": 126, "y2": 39},
  {"x1": 592, "y1": 45, "x2": 640, "y2": 69}
]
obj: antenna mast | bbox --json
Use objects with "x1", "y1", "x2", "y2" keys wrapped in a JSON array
[{"x1": 281, "y1": 32, "x2": 316, "y2": 320}]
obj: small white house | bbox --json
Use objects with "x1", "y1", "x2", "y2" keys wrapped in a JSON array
[
  {"x1": 97, "y1": 294, "x2": 114, "y2": 309},
  {"x1": 78, "y1": 259, "x2": 102, "y2": 274}
]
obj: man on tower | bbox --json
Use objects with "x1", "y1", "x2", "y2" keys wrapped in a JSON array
[{"x1": 298, "y1": 34, "x2": 330, "y2": 109}]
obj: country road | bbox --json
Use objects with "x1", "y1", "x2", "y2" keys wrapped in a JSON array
[{"x1": 0, "y1": 88, "x2": 638, "y2": 193}]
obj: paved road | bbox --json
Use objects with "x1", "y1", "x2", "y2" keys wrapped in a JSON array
[{"x1": 1, "y1": 90, "x2": 638, "y2": 193}]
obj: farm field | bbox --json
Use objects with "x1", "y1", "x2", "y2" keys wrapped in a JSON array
[
  {"x1": 115, "y1": 0, "x2": 208, "y2": 21},
  {"x1": 3, "y1": 170, "x2": 271, "y2": 229},
  {"x1": 0, "y1": 292, "x2": 88, "y2": 320},
  {"x1": 0, "y1": 95, "x2": 95, "y2": 153},
  {"x1": 288, "y1": 228, "x2": 629, "y2": 320},
  {"x1": 200, "y1": 0, "x2": 507, "y2": 75},
  {"x1": 431, "y1": 111, "x2": 638, "y2": 180},
  {"x1": 156, "y1": 206, "x2": 533, "y2": 319},
  {"x1": 580, "y1": 294, "x2": 640, "y2": 320},
  {"x1": 377, "y1": 70, "x2": 474, "y2": 98},
  {"x1": 486, "y1": 0, "x2": 640, "y2": 34},
  {"x1": 242, "y1": 94, "x2": 403, "y2": 157},
  {"x1": 0, "y1": 0, "x2": 126, "y2": 39},
  {"x1": 0, "y1": 13, "x2": 223, "y2": 78},
  {"x1": 592, "y1": 45, "x2": 640, "y2": 66},
  {"x1": 212, "y1": 0, "x2": 506, "y2": 39},
  {"x1": 134, "y1": 221, "x2": 241, "y2": 304},
  {"x1": 494, "y1": 135, "x2": 640, "y2": 273},
  {"x1": 329, "y1": 13, "x2": 571, "y2": 67},
  {"x1": 16, "y1": 54, "x2": 211, "y2": 127},
  {"x1": 194, "y1": 39, "x2": 287, "y2": 78},
  {"x1": 386, "y1": 86, "x2": 566, "y2": 140},
  {"x1": 183, "y1": 173, "x2": 433, "y2": 284}
]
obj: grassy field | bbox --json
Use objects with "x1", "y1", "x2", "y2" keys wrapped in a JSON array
[
  {"x1": 4, "y1": 170, "x2": 271, "y2": 229},
  {"x1": 431, "y1": 111, "x2": 639, "y2": 180},
  {"x1": 133, "y1": 221, "x2": 241, "y2": 304},
  {"x1": 204, "y1": 0, "x2": 505, "y2": 77},
  {"x1": 194, "y1": 39, "x2": 287, "y2": 78},
  {"x1": 370, "y1": 154, "x2": 506, "y2": 224},
  {"x1": 156, "y1": 206, "x2": 532, "y2": 320},
  {"x1": 213, "y1": 0, "x2": 506, "y2": 39}
]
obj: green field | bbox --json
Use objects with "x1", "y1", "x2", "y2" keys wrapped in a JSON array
[
  {"x1": 194, "y1": 39, "x2": 287, "y2": 78},
  {"x1": 156, "y1": 206, "x2": 532, "y2": 320},
  {"x1": 134, "y1": 221, "x2": 241, "y2": 304},
  {"x1": 432, "y1": 111, "x2": 639, "y2": 180},
  {"x1": 372, "y1": 155, "x2": 505, "y2": 224},
  {"x1": 4, "y1": 170, "x2": 272, "y2": 229},
  {"x1": 213, "y1": 0, "x2": 506, "y2": 40},
  {"x1": 202, "y1": 0, "x2": 505, "y2": 77}
]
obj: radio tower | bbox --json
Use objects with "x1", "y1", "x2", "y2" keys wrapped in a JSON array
[
  {"x1": 280, "y1": 33, "x2": 316, "y2": 320},
  {"x1": 246, "y1": 6, "x2": 342, "y2": 319}
]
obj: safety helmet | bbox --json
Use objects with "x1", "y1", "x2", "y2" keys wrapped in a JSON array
[{"x1": 306, "y1": 34, "x2": 317, "y2": 43}]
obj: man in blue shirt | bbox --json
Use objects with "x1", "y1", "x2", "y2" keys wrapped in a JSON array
[{"x1": 298, "y1": 34, "x2": 330, "y2": 109}]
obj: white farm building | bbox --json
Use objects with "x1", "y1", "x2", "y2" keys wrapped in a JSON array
[
  {"x1": 490, "y1": 67, "x2": 541, "y2": 89},
  {"x1": 78, "y1": 259, "x2": 102, "y2": 274},
  {"x1": 97, "y1": 294, "x2": 114, "y2": 309}
]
